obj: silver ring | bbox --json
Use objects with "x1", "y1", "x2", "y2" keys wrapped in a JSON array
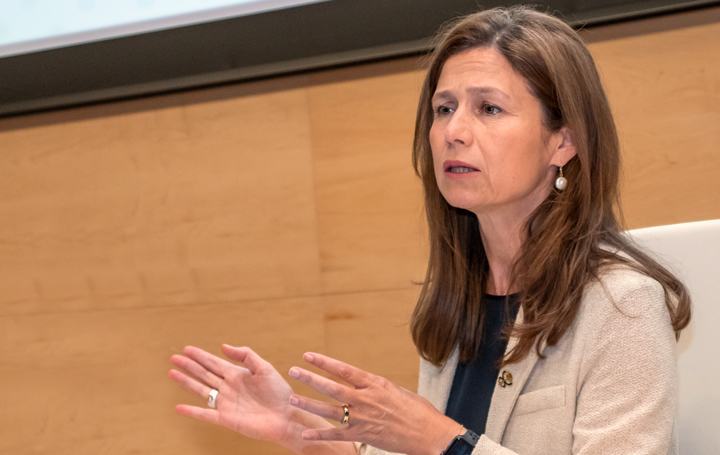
[{"x1": 207, "y1": 389, "x2": 219, "y2": 409}]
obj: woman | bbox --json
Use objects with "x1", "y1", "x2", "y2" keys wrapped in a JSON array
[{"x1": 168, "y1": 6, "x2": 690, "y2": 454}]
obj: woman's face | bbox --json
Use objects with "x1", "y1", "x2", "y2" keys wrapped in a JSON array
[{"x1": 429, "y1": 47, "x2": 572, "y2": 218}]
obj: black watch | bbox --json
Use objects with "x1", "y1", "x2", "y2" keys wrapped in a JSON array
[{"x1": 441, "y1": 428, "x2": 480, "y2": 455}]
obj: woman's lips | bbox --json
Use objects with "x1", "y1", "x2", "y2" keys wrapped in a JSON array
[{"x1": 443, "y1": 160, "x2": 480, "y2": 177}]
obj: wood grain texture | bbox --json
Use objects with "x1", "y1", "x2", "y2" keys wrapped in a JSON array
[
  {"x1": 0, "y1": 296, "x2": 324, "y2": 454},
  {"x1": 323, "y1": 287, "x2": 422, "y2": 392},
  {"x1": 0, "y1": 6, "x2": 718, "y2": 454},
  {"x1": 0, "y1": 82, "x2": 322, "y2": 315},
  {"x1": 307, "y1": 61, "x2": 429, "y2": 295},
  {"x1": 584, "y1": 11, "x2": 720, "y2": 229}
]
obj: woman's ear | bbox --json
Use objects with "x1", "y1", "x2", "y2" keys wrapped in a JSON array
[{"x1": 551, "y1": 127, "x2": 577, "y2": 166}]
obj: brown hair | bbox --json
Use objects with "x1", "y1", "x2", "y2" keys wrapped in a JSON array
[{"x1": 410, "y1": 6, "x2": 691, "y2": 367}]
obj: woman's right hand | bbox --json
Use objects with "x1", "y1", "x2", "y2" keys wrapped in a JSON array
[
  {"x1": 169, "y1": 344, "x2": 355, "y2": 455},
  {"x1": 169, "y1": 345, "x2": 298, "y2": 443}
]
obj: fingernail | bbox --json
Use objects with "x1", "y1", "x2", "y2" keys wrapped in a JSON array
[
  {"x1": 289, "y1": 368, "x2": 300, "y2": 378},
  {"x1": 289, "y1": 395, "x2": 299, "y2": 405},
  {"x1": 302, "y1": 430, "x2": 315, "y2": 440},
  {"x1": 304, "y1": 353, "x2": 315, "y2": 362}
]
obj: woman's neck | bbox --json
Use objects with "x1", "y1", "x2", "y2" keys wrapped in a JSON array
[{"x1": 475, "y1": 210, "x2": 526, "y2": 296}]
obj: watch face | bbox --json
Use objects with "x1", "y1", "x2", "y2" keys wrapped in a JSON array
[{"x1": 446, "y1": 438, "x2": 475, "y2": 455}]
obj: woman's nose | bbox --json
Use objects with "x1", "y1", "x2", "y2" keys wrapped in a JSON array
[{"x1": 444, "y1": 109, "x2": 473, "y2": 146}]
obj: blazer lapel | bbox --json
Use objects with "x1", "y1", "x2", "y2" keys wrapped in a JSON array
[
  {"x1": 419, "y1": 308, "x2": 546, "y2": 441},
  {"x1": 418, "y1": 347, "x2": 459, "y2": 414},
  {"x1": 484, "y1": 307, "x2": 543, "y2": 443}
]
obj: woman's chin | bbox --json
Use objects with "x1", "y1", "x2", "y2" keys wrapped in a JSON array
[{"x1": 443, "y1": 196, "x2": 482, "y2": 214}]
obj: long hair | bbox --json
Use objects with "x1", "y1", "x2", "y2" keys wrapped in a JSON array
[{"x1": 410, "y1": 6, "x2": 691, "y2": 367}]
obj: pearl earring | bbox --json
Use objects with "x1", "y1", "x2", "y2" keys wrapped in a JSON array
[{"x1": 555, "y1": 166, "x2": 568, "y2": 191}]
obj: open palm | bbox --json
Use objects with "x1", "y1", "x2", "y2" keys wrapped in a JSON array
[{"x1": 169, "y1": 345, "x2": 297, "y2": 443}]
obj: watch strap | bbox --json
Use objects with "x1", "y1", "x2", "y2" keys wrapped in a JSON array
[
  {"x1": 441, "y1": 428, "x2": 480, "y2": 455},
  {"x1": 459, "y1": 429, "x2": 480, "y2": 446}
]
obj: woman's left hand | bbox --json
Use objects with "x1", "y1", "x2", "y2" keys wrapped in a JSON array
[{"x1": 288, "y1": 353, "x2": 461, "y2": 455}]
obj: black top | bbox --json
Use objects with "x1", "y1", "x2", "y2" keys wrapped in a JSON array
[{"x1": 445, "y1": 294, "x2": 520, "y2": 435}]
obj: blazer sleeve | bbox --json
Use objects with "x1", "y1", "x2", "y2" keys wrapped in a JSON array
[
  {"x1": 571, "y1": 277, "x2": 678, "y2": 454},
  {"x1": 355, "y1": 443, "x2": 401, "y2": 455}
]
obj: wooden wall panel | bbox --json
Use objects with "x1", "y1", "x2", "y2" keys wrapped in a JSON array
[
  {"x1": 306, "y1": 61, "x2": 429, "y2": 295},
  {"x1": 0, "y1": 83, "x2": 322, "y2": 317},
  {"x1": 0, "y1": 296, "x2": 325, "y2": 455},
  {"x1": 584, "y1": 10, "x2": 720, "y2": 229},
  {"x1": 0, "y1": 6, "x2": 718, "y2": 455},
  {"x1": 322, "y1": 288, "x2": 421, "y2": 392}
]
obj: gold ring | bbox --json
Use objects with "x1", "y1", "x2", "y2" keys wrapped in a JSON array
[{"x1": 341, "y1": 404, "x2": 349, "y2": 424}]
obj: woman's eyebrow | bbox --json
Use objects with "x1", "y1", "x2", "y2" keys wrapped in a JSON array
[
  {"x1": 432, "y1": 86, "x2": 510, "y2": 103},
  {"x1": 431, "y1": 90, "x2": 453, "y2": 103},
  {"x1": 467, "y1": 86, "x2": 510, "y2": 100}
]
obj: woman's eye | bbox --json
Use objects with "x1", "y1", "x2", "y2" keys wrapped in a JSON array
[
  {"x1": 482, "y1": 104, "x2": 502, "y2": 115},
  {"x1": 434, "y1": 105, "x2": 454, "y2": 116}
]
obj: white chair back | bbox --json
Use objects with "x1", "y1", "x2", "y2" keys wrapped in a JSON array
[{"x1": 626, "y1": 220, "x2": 720, "y2": 453}]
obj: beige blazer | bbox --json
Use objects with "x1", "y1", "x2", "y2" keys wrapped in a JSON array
[{"x1": 359, "y1": 267, "x2": 679, "y2": 455}]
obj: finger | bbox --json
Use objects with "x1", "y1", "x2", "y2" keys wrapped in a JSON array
[
  {"x1": 302, "y1": 353, "x2": 372, "y2": 388},
  {"x1": 288, "y1": 367, "x2": 351, "y2": 402},
  {"x1": 168, "y1": 369, "x2": 215, "y2": 401},
  {"x1": 170, "y1": 354, "x2": 223, "y2": 389},
  {"x1": 302, "y1": 428, "x2": 348, "y2": 441},
  {"x1": 222, "y1": 345, "x2": 267, "y2": 375},
  {"x1": 175, "y1": 404, "x2": 220, "y2": 425},
  {"x1": 289, "y1": 394, "x2": 347, "y2": 423},
  {"x1": 183, "y1": 346, "x2": 233, "y2": 378}
]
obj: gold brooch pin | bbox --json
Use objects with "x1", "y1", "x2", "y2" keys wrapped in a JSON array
[{"x1": 498, "y1": 370, "x2": 513, "y2": 387}]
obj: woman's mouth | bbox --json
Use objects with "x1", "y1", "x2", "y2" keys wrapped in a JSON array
[
  {"x1": 448, "y1": 166, "x2": 477, "y2": 173},
  {"x1": 444, "y1": 160, "x2": 479, "y2": 174}
]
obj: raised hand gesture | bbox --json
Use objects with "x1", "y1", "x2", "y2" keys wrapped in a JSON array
[
  {"x1": 288, "y1": 353, "x2": 461, "y2": 455},
  {"x1": 168, "y1": 345, "x2": 355, "y2": 454}
]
